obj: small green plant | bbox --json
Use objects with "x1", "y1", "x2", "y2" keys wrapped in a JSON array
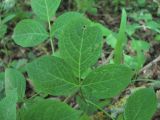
[
  {"x1": 75, "y1": 0, "x2": 97, "y2": 14},
  {"x1": 0, "y1": 0, "x2": 158, "y2": 120},
  {"x1": 104, "y1": 10, "x2": 152, "y2": 72}
]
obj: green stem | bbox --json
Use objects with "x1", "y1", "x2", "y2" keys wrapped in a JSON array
[
  {"x1": 85, "y1": 99, "x2": 115, "y2": 120},
  {"x1": 49, "y1": 37, "x2": 54, "y2": 54},
  {"x1": 133, "y1": 79, "x2": 159, "y2": 82},
  {"x1": 47, "y1": 13, "x2": 54, "y2": 54},
  {"x1": 44, "y1": 0, "x2": 54, "y2": 54},
  {"x1": 48, "y1": 21, "x2": 54, "y2": 54}
]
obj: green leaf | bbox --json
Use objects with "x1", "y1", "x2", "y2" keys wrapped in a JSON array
[
  {"x1": 75, "y1": 0, "x2": 97, "y2": 14},
  {"x1": 155, "y1": 34, "x2": 160, "y2": 41},
  {"x1": 0, "y1": 23, "x2": 7, "y2": 39},
  {"x1": 82, "y1": 64, "x2": 132, "y2": 99},
  {"x1": 126, "y1": 23, "x2": 140, "y2": 36},
  {"x1": 117, "y1": 114, "x2": 124, "y2": 120},
  {"x1": 79, "y1": 114, "x2": 91, "y2": 120},
  {"x1": 13, "y1": 19, "x2": 49, "y2": 47},
  {"x1": 77, "y1": 95, "x2": 110, "y2": 115},
  {"x1": 31, "y1": 0, "x2": 61, "y2": 21},
  {"x1": 76, "y1": 96, "x2": 97, "y2": 114},
  {"x1": 91, "y1": 22, "x2": 112, "y2": 38},
  {"x1": 10, "y1": 59, "x2": 28, "y2": 72},
  {"x1": 146, "y1": 21, "x2": 160, "y2": 33},
  {"x1": 18, "y1": 99, "x2": 81, "y2": 120},
  {"x1": 137, "y1": 0, "x2": 146, "y2": 6},
  {"x1": 125, "y1": 39, "x2": 149, "y2": 71},
  {"x1": 129, "y1": 12, "x2": 152, "y2": 22},
  {"x1": 5, "y1": 68, "x2": 26, "y2": 101},
  {"x1": 124, "y1": 88, "x2": 157, "y2": 120},
  {"x1": 26, "y1": 55, "x2": 79, "y2": 96},
  {"x1": 0, "y1": 72, "x2": 4, "y2": 91},
  {"x1": 114, "y1": 9, "x2": 127, "y2": 64},
  {"x1": 124, "y1": 54, "x2": 145, "y2": 71},
  {"x1": 51, "y1": 12, "x2": 84, "y2": 38},
  {"x1": 106, "y1": 33, "x2": 117, "y2": 48},
  {"x1": 0, "y1": 89, "x2": 18, "y2": 120},
  {"x1": 59, "y1": 17, "x2": 103, "y2": 77},
  {"x1": 2, "y1": 13, "x2": 16, "y2": 24},
  {"x1": 131, "y1": 39, "x2": 150, "y2": 53},
  {"x1": 0, "y1": 72, "x2": 5, "y2": 100}
]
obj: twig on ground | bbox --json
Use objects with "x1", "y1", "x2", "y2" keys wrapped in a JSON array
[
  {"x1": 139, "y1": 55, "x2": 160, "y2": 74},
  {"x1": 101, "y1": 50, "x2": 114, "y2": 65},
  {"x1": 106, "y1": 51, "x2": 114, "y2": 64}
]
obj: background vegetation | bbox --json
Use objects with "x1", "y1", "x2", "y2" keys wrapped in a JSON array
[{"x1": 1, "y1": 0, "x2": 160, "y2": 120}]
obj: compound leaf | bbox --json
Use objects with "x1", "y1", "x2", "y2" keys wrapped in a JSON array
[
  {"x1": 82, "y1": 64, "x2": 132, "y2": 99},
  {"x1": 26, "y1": 55, "x2": 79, "y2": 96},
  {"x1": 13, "y1": 19, "x2": 48, "y2": 47},
  {"x1": 31, "y1": 0, "x2": 61, "y2": 21},
  {"x1": 124, "y1": 88, "x2": 157, "y2": 120},
  {"x1": 5, "y1": 68, "x2": 26, "y2": 101},
  {"x1": 59, "y1": 17, "x2": 103, "y2": 78},
  {"x1": 19, "y1": 99, "x2": 81, "y2": 120}
]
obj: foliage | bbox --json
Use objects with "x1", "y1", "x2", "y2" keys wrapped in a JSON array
[
  {"x1": 124, "y1": 88, "x2": 157, "y2": 120},
  {"x1": 0, "y1": 0, "x2": 159, "y2": 120},
  {"x1": 114, "y1": 9, "x2": 127, "y2": 64},
  {"x1": 0, "y1": 89, "x2": 17, "y2": 120},
  {"x1": 18, "y1": 99, "x2": 81, "y2": 120},
  {"x1": 75, "y1": 0, "x2": 97, "y2": 14},
  {"x1": 5, "y1": 68, "x2": 26, "y2": 101}
]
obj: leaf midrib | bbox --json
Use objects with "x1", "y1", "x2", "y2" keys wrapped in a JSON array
[
  {"x1": 78, "y1": 28, "x2": 86, "y2": 82},
  {"x1": 36, "y1": 62, "x2": 79, "y2": 88},
  {"x1": 133, "y1": 98, "x2": 145, "y2": 120},
  {"x1": 44, "y1": 0, "x2": 51, "y2": 30}
]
